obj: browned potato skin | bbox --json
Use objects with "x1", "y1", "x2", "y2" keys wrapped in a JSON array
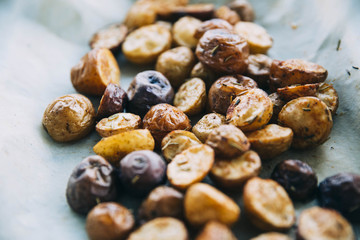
[
  {"x1": 228, "y1": 0, "x2": 255, "y2": 22},
  {"x1": 42, "y1": 94, "x2": 95, "y2": 142},
  {"x1": 150, "y1": 0, "x2": 189, "y2": 16},
  {"x1": 250, "y1": 232, "x2": 290, "y2": 240},
  {"x1": 206, "y1": 124, "x2": 250, "y2": 158},
  {"x1": 269, "y1": 92, "x2": 285, "y2": 123},
  {"x1": 190, "y1": 62, "x2": 219, "y2": 89},
  {"x1": 192, "y1": 113, "x2": 227, "y2": 143},
  {"x1": 277, "y1": 83, "x2": 320, "y2": 101},
  {"x1": 246, "y1": 124, "x2": 293, "y2": 160},
  {"x1": 246, "y1": 54, "x2": 272, "y2": 89},
  {"x1": 208, "y1": 75, "x2": 258, "y2": 115},
  {"x1": 196, "y1": 29, "x2": 250, "y2": 74},
  {"x1": 89, "y1": 23, "x2": 128, "y2": 52},
  {"x1": 124, "y1": 0, "x2": 157, "y2": 30},
  {"x1": 214, "y1": 6, "x2": 241, "y2": 25},
  {"x1": 194, "y1": 18, "x2": 234, "y2": 39},
  {"x1": 143, "y1": 104, "x2": 191, "y2": 147},
  {"x1": 195, "y1": 221, "x2": 237, "y2": 240},
  {"x1": 269, "y1": 59, "x2": 328, "y2": 90},
  {"x1": 96, "y1": 113, "x2": 142, "y2": 138},
  {"x1": 173, "y1": 16, "x2": 202, "y2": 49},
  {"x1": 96, "y1": 83, "x2": 128, "y2": 119},
  {"x1": 315, "y1": 83, "x2": 339, "y2": 114},
  {"x1": 210, "y1": 150, "x2": 261, "y2": 189},
  {"x1": 297, "y1": 207, "x2": 355, "y2": 240},
  {"x1": 158, "y1": 4, "x2": 215, "y2": 22},
  {"x1": 71, "y1": 48, "x2": 120, "y2": 96},
  {"x1": 278, "y1": 97, "x2": 333, "y2": 149}
]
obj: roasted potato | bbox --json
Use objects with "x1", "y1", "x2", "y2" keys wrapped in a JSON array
[
  {"x1": 228, "y1": 0, "x2": 255, "y2": 22},
  {"x1": 194, "y1": 18, "x2": 233, "y2": 39},
  {"x1": 124, "y1": 0, "x2": 157, "y2": 30},
  {"x1": 210, "y1": 150, "x2": 261, "y2": 189},
  {"x1": 297, "y1": 207, "x2": 355, "y2": 240},
  {"x1": 196, "y1": 29, "x2": 249, "y2": 74},
  {"x1": 277, "y1": 83, "x2": 319, "y2": 101},
  {"x1": 42, "y1": 94, "x2": 95, "y2": 142},
  {"x1": 173, "y1": 16, "x2": 202, "y2": 49},
  {"x1": 214, "y1": 6, "x2": 241, "y2": 25},
  {"x1": 246, "y1": 124, "x2": 293, "y2": 160},
  {"x1": 226, "y1": 88, "x2": 273, "y2": 132},
  {"x1": 167, "y1": 144, "x2": 214, "y2": 190},
  {"x1": 206, "y1": 124, "x2": 250, "y2": 158},
  {"x1": 128, "y1": 217, "x2": 188, "y2": 240},
  {"x1": 246, "y1": 54, "x2": 272, "y2": 88},
  {"x1": 195, "y1": 221, "x2": 237, "y2": 240},
  {"x1": 150, "y1": 0, "x2": 188, "y2": 16},
  {"x1": 278, "y1": 97, "x2": 333, "y2": 149},
  {"x1": 159, "y1": 4, "x2": 215, "y2": 22},
  {"x1": 315, "y1": 83, "x2": 339, "y2": 114},
  {"x1": 192, "y1": 113, "x2": 226, "y2": 143},
  {"x1": 269, "y1": 92, "x2": 285, "y2": 123},
  {"x1": 97, "y1": 83, "x2": 128, "y2": 119},
  {"x1": 269, "y1": 59, "x2": 328, "y2": 90},
  {"x1": 243, "y1": 177, "x2": 295, "y2": 231},
  {"x1": 250, "y1": 232, "x2": 290, "y2": 240},
  {"x1": 190, "y1": 62, "x2": 218, "y2": 89},
  {"x1": 96, "y1": 113, "x2": 141, "y2": 138},
  {"x1": 93, "y1": 129, "x2": 155, "y2": 164},
  {"x1": 161, "y1": 130, "x2": 201, "y2": 162},
  {"x1": 122, "y1": 24, "x2": 172, "y2": 64},
  {"x1": 208, "y1": 75, "x2": 258, "y2": 115},
  {"x1": 89, "y1": 23, "x2": 128, "y2": 52},
  {"x1": 71, "y1": 48, "x2": 120, "y2": 96},
  {"x1": 154, "y1": 20, "x2": 173, "y2": 31},
  {"x1": 156, "y1": 46, "x2": 196, "y2": 89},
  {"x1": 184, "y1": 183, "x2": 240, "y2": 226}
]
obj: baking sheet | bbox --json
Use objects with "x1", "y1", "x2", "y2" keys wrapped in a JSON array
[{"x1": 0, "y1": 0, "x2": 359, "y2": 239}]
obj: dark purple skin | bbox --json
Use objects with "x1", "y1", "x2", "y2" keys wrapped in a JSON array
[
  {"x1": 119, "y1": 150, "x2": 166, "y2": 197},
  {"x1": 271, "y1": 159, "x2": 317, "y2": 201},
  {"x1": 127, "y1": 71, "x2": 174, "y2": 117},
  {"x1": 97, "y1": 83, "x2": 128, "y2": 119},
  {"x1": 66, "y1": 155, "x2": 118, "y2": 214}
]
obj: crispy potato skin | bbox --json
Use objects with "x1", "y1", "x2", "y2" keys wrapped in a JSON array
[
  {"x1": 277, "y1": 83, "x2": 319, "y2": 101},
  {"x1": 269, "y1": 92, "x2": 285, "y2": 123},
  {"x1": 214, "y1": 6, "x2": 241, "y2": 25},
  {"x1": 246, "y1": 54, "x2": 272, "y2": 88},
  {"x1": 228, "y1": 0, "x2": 255, "y2": 22},
  {"x1": 71, "y1": 48, "x2": 120, "y2": 96},
  {"x1": 194, "y1": 18, "x2": 233, "y2": 39},
  {"x1": 196, "y1": 29, "x2": 250, "y2": 74},
  {"x1": 124, "y1": 0, "x2": 157, "y2": 30},
  {"x1": 195, "y1": 221, "x2": 237, "y2": 240},
  {"x1": 278, "y1": 97, "x2": 332, "y2": 149},
  {"x1": 250, "y1": 232, "x2": 290, "y2": 240},
  {"x1": 42, "y1": 94, "x2": 95, "y2": 142},
  {"x1": 173, "y1": 16, "x2": 202, "y2": 49},
  {"x1": 96, "y1": 113, "x2": 141, "y2": 138},
  {"x1": 89, "y1": 23, "x2": 128, "y2": 52},
  {"x1": 190, "y1": 62, "x2": 219, "y2": 89},
  {"x1": 192, "y1": 113, "x2": 226, "y2": 143},
  {"x1": 96, "y1": 83, "x2": 128, "y2": 119},
  {"x1": 315, "y1": 83, "x2": 339, "y2": 114}
]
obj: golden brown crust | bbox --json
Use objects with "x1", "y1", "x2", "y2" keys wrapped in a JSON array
[
  {"x1": 89, "y1": 23, "x2": 128, "y2": 52},
  {"x1": 269, "y1": 92, "x2": 285, "y2": 123},
  {"x1": 195, "y1": 221, "x2": 237, "y2": 240},
  {"x1": 192, "y1": 113, "x2": 226, "y2": 143},
  {"x1": 194, "y1": 18, "x2": 234, "y2": 39},
  {"x1": 277, "y1": 83, "x2": 320, "y2": 101},
  {"x1": 315, "y1": 83, "x2": 339, "y2": 114},
  {"x1": 214, "y1": 6, "x2": 241, "y2": 25},
  {"x1": 96, "y1": 113, "x2": 142, "y2": 138},
  {"x1": 250, "y1": 232, "x2": 290, "y2": 240},
  {"x1": 246, "y1": 54, "x2": 272, "y2": 88},
  {"x1": 124, "y1": 0, "x2": 157, "y2": 30},
  {"x1": 173, "y1": 16, "x2": 202, "y2": 49}
]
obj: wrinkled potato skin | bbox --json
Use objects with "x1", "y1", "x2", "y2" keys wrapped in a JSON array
[
  {"x1": 161, "y1": 130, "x2": 201, "y2": 162},
  {"x1": 269, "y1": 59, "x2": 328, "y2": 90},
  {"x1": 124, "y1": 0, "x2": 157, "y2": 30},
  {"x1": 192, "y1": 113, "x2": 226, "y2": 143},
  {"x1": 208, "y1": 75, "x2": 258, "y2": 115},
  {"x1": 190, "y1": 62, "x2": 219, "y2": 89},
  {"x1": 156, "y1": 47, "x2": 196, "y2": 89},
  {"x1": 226, "y1": 88, "x2": 273, "y2": 132},
  {"x1": 269, "y1": 92, "x2": 285, "y2": 123},
  {"x1": 246, "y1": 54, "x2": 272, "y2": 88},
  {"x1": 214, "y1": 6, "x2": 241, "y2": 25},
  {"x1": 89, "y1": 23, "x2": 128, "y2": 52},
  {"x1": 96, "y1": 83, "x2": 128, "y2": 119},
  {"x1": 228, "y1": 0, "x2": 255, "y2": 22},
  {"x1": 315, "y1": 83, "x2": 339, "y2": 114},
  {"x1": 196, "y1": 29, "x2": 250, "y2": 74},
  {"x1": 278, "y1": 97, "x2": 333, "y2": 149},
  {"x1": 42, "y1": 94, "x2": 95, "y2": 142},
  {"x1": 277, "y1": 83, "x2": 319, "y2": 101},
  {"x1": 173, "y1": 16, "x2": 202, "y2": 49},
  {"x1": 195, "y1": 221, "x2": 237, "y2": 240},
  {"x1": 71, "y1": 48, "x2": 120, "y2": 96},
  {"x1": 184, "y1": 183, "x2": 240, "y2": 226},
  {"x1": 210, "y1": 150, "x2": 261, "y2": 189},
  {"x1": 246, "y1": 124, "x2": 293, "y2": 160},
  {"x1": 96, "y1": 113, "x2": 142, "y2": 138},
  {"x1": 194, "y1": 18, "x2": 234, "y2": 39},
  {"x1": 250, "y1": 232, "x2": 290, "y2": 240}
]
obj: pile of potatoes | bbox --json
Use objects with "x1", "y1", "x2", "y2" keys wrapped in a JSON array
[{"x1": 41, "y1": 0, "x2": 358, "y2": 239}]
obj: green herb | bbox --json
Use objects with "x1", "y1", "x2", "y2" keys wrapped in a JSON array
[
  {"x1": 237, "y1": 90, "x2": 249, "y2": 96},
  {"x1": 96, "y1": 198, "x2": 101, "y2": 204},
  {"x1": 318, "y1": 85, "x2": 330, "y2": 92},
  {"x1": 303, "y1": 108, "x2": 311, "y2": 111},
  {"x1": 131, "y1": 175, "x2": 140, "y2": 184},
  {"x1": 234, "y1": 99, "x2": 240, "y2": 106},
  {"x1": 123, "y1": 116, "x2": 130, "y2": 121},
  {"x1": 352, "y1": 66, "x2": 359, "y2": 70},
  {"x1": 346, "y1": 69, "x2": 351, "y2": 76},
  {"x1": 245, "y1": 116, "x2": 257, "y2": 124},
  {"x1": 161, "y1": 141, "x2": 179, "y2": 150},
  {"x1": 210, "y1": 45, "x2": 219, "y2": 56},
  {"x1": 336, "y1": 39, "x2": 341, "y2": 51},
  {"x1": 180, "y1": 165, "x2": 191, "y2": 171},
  {"x1": 224, "y1": 55, "x2": 234, "y2": 62},
  {"x1": 108, "y1": 114, "x2": 119, "y2": 120},
  {"x1": 229, "y1": 141, "x2": 244, "y2": 151}
]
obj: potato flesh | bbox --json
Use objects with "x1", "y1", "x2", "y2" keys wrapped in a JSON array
[
  {"x1": 124, "y1": 1, "x2": 157, "y2": 30},
  {"x1": 173, "y1": 16, "x2": 202, "y2": 49},
  {"x1": 195, "y1": 221, "x2": 237, "y2": 240},
  {"x1": 96, "y1": 113, "x2": 141, "y2": 138},
  {"x1": 277, "y1": 83, "x2": 319, "y2": 101},
  {"x1": 192, "y1": 113, "x2": 226, "y2": 143},
  {"x1": 214, "y1": 6, "x2": 241, "y2": 25},
  {"x1": 89, "y1": 23, "x2": 127, "y2": 50},
  {"x1": 250, "y1": 232, "x2": 290, "y2": 240},
  {"x1": 315, "y1": 83, "x2": 339, "y2": 114}
]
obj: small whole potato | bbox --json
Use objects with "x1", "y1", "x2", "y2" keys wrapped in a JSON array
[
  {"x1": 214, "y1": 6, "x2": 241, "y2": 25},
  {"x1": 96, "y1": 113, "x2": 142, "y2": 138},
  {"x1": 277, "y1": 83, "x2": 320, "y2": 101},
  {"x1": 196, "y1": 29, "x2": 249, "y2": 74},
  {"x1": 86, "y1": 202, "x2": 134, "y2": 240},
  {"x1": 160, "y1": 4, "x2": 215, "y2": 22},
  {"x1": 156, "y1": 46, "x2": 196, "y2": 89},
  {"x1": 124, "y1": 0, "x2": 157, "y2": 30},
  {"x1": 278, "y1": 97, "x2": 332, "y2": 149},
  {"x1": 226, "y1": 88, "x2": 273, "y2": 132},
  {"x1": 192, "y1": 113, "x2": 226, "y2": 143},
  {"x1": 150, "y1": 0, "x2": 188, "y2": 16},
  {"x1": 228, "y1": 0, "x2": 255, "y2": 22},
  {"x1": 315, "y1": 83, "x2": 339, "y2": 114},
  {"x1": 173, "y1": 16, "x2": 202, "y2": 49},
  {"x1": 195, "y1": 221, "x2": 237, "y2": 240},
  {"x1": 194, "y1": 18, "x2": 233, "y2": 39},
  {"x1": 190, "y1": 62, "x2": 218, "y2": 89},
  {"x1": 246, "y1": 54, "x2": 273, "y2": 88},
  {"x1": 250, "y1": 232, "x2": 290, "y2": 240},
  {"x1": 268, "y1": 92, "x2": 285, "y2": 123},
  {"x1": 71, "y1": 48, "x2": 120, "y2": 96},
  {"x1": 42, "y1": 94, "x2": 95, "y2": 142},
  {"x1": 184, "y1": 183, "x2": 240, "y2": 226},
  {"x1": 206, "y1": 124, "x2": 250, "y2": 158},
  {"x1": 97, "y1": 83, "x2": 128, "y2": 119},
  {"x1": 89, "y1": 23, "x2": 128, "y2": 52}
]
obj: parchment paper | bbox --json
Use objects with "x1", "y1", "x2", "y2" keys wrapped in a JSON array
[{"x1": 0, "y1": 0, "x2": 359, "y2": 239}]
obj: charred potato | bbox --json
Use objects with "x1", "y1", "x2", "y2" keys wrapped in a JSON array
[
  {"x1": 190, "y1": 62, "x2": 219, "y2": 89},
  {"x1": 243, "y1": 177, "x2": 295, "y2": 231},
  {"x1": 277, "y1": 83, "x2": 319, "y2": 101},
  {"x1": 161, "y1": 130, "x2": 201, "y2": 162},
  {"x1": 210, "y1": 150, "x2": 261, "y2": 189},
  {"x1": 195, "y1": 221, "x2": 237, "y2": 240},
  {"x1": 159, "y1": 4, "x2": 215, "y2": 22},
  {"x1": 315, "y1": 83, "x2": 339, "y2": 114},
  {"x1": 184, "y1": 183, "x2": 240, "y2": 226},
  {"x1": 173, "y1": 16, "x2": 202, "y2": 49},
  {"x1": 196, "y1": 29, "x2": 249, "y2": 74},
  {"x1": 167, "y1": 144, "x2": 214, "y2": 190},
  {"x1": 42, "y1": 94, "x2": 95, "y2": 142},
  {"x1": 226, "y1": 88, "x2": 273, "y2": 132},
  {"x1": 89, "y1": 23, "x2": 127, "y2": 52},
  {"x1": 278, "y1": 97, "x2": 333, "y2": 149},
  {"x1": 97, "y1": 83, "x2": 128, "y2": 119},
  {"x1": 124, "y1": 0, "x2": 157, "y2": 30},
  {"x1": 269, "y1": 92, "x2": 285, "y2": 123},
  {"x1": 214, "y1": 6, "x2": 241, "y2": 25},
  {"x1": 96, "y1": 113, "x2": 141, "y2": 138},
  {"x1": 246, "y1": 54, "x2": 272, "y2": 88},
  {"x1": 246, "y1": 124, "x2": 293, "y2": 160},
  {"x1": 194, "y1": 18, "x2": 233, "y2": 39},
  {"x1": 71, "y1": 48, "x2": 120, "y2": 96},
  {"x1": 228, "y1": 0, "x2": 255, "y2": 22},
  {"x1": 250, "y1": 232, "x2": 290, "y2": 240},
  {"x1": 192, "y1": 113, "x2": 226, "y2": 143}
]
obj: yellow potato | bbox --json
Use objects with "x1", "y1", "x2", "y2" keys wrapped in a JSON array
[
  {"x1": 89, "y1": 23, "x2": 128, "y2": 52},
  {"x1": 173, "y1": 16, "x2": 202, "y2": 49},
  {"x1": 124, "y1": 0, "x2": 157, "y2": 30},
  {"x1": 95, "y1": 113, "x2": 142, "y2": 138},
  {"x1": 93, "y1": 129, "x2": 155, "y2": 164},
  {"x1": 277, "y1": 83, "x2": 319, "y2": 101},
  {"x1": 268, "y1": 92, "x2": 286, "y2": 123},
  {"x1": 250, "y1": 232, "x2": 290, "y2": 240},
  {"x1": 195, "y1": 221, "x2": 237, "y2": 240},
  {"x1": 214, "y1": 6, "x2": 241, "y2": 25},
  {"x1": 315, "y1": 83, "x2": 339, "y2": 114},
  {"x1": 190, "y1": 62, "x2": 218, "y2": 89},
  {"x1": 192, "y1": 113, "x2": 226, "y2": 143}
]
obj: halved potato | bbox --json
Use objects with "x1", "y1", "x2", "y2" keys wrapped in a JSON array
[
  {"x1": 315, "y1": 83, "x2": 339, "y2": 114},
  {"x1": 192, "y1": 113, "x2": 226, "y2": 143},
  {"x1": 195, "y1": 221, "x2": 237, "y2": 240},
  {"x1": 194, "y1": 18, "x2": 233, "y2": 39},
  {"x1": 89, "y1": 23, "x2": 128, "y2": 52},
  {"x1": 124, "y1": 0, "x2": 157, "y2": 30},
  {"x1": 246, "y1": 54, "x2": 272, "y2": 88},
  {"x1": 214, "y1": 6, "x2": 241, "y2": 25},
  {"x1": 268, "y1": 92, "x2": 285, "y2": 123},
  {"x1": 190, "y1": 62, "x2": 218, "y2": 89},
  {"x1": 250, "y1": 232, "x2": 290, "y2": 240},
  {"x1": 96, "y1": 113, "x2": 142, "y2": 138},
  {"x1": 173, "y1": 16, "x2": 202, "y2": 49},
  {"x1": 277, "y1": 83, "x2": 319, "y2": 101}
]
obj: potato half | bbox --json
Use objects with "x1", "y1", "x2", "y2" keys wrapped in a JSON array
[
  {"x1": 96, "y1": 113, "x2": 141, "y2": 138},
  {"x1": 192, "y1": 113, "x2": 226, "y2": 143}
]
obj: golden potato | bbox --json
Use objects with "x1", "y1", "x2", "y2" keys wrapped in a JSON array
[
  {"x1": 228, "y1": 0, "x2": 255, "y2": 22},
  {"x1": 268, "y1": 92, "x2": 285, "y2": 123},
  {"x1": 190, "y1": 62, "x2": 218, "y2": 89},
  {"x1": 278, "y1": 97, "x2": 333, "y2": 149},
  {"x1": 194, "y1": 18, "x2": 233, "y2": 39},
  {"x1": 167, "y1": 144, "x2": 214, "y2": 190},
  {"x1": 154, "y1": 21, "x2": 172, "y2": 31},
  {"x1": 184, "y1": 183, "x2": 240, "y2": 226},
  {"x1": 192, "y1": 113, "x2": 226, "y2": 143},
  {"x1": 124, "y1": 0, "x2": 157, "y2": 30},
  {"x1": 250, "y1": 232, "x2": 290, "y2": 240},
  {"x1": 315, "y1": 83, "x2": 339, "y2": 114},
  {"x1": 226, "y1": 88, "x2": 273, "y2": 132},
  {"x1": 246, "y1": 124, "x2": 293, "y2": 160},
  {"x1": 156, "y1": 47, "x2": 196, "y2": 89},
  {"x1": 96, "y1": 113, "x2": 142, "y2": 138},
  {"x1": 161, "y1": 130, "x2": 201, "y2": 162},
  {"x1": 159, "y1": 4, "x2": 215, "y2": 23},
  {"x1": 128, "y1": 217, "x2": 188, "y2": 240},
  {"x1": 246, "y1": 54, "x2": 272, "y2": 88},
  {"x1": 195, "y1": 221, "x2": 237, "y2": 240},
  {"x1": 42, "y1": 94, "x2": 95, "y2": 142},
  {"x1": 174, "y1": 78, "x2": 207, "y2": 116},
  {"x1": 277, "y1": 83, "x2": 319, "y2": 101},
  {"x1": 297, "y1": 207, "x2": 355, "y2": 240},
  {"x1": 210, "y1": 150, "x2": 261, "y2": 189},
  {"x1": 173, "y1": 16, "x2": 202, "y2": 49},
  {"x1": 71, "y1": 48, "x2": 120, "y2": 96},
  {"x1": 214, "y1": 6, "x2": 241, "y2": 25},
  {"x1": 93, "y1": 129, "x2": 155, "y2": 164},
  {"x1": 243, "y1": 177, "x2": 295, "y2": 231},
  {"x1": 122, "y1": 24, "x2": 172, "y2": 65},
  {"x1": 234, "y1": 22, "x2": 273, "y2": 54},
  {"x1": 89, "y1": 23, "x2": 127, "y2": 52}
]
